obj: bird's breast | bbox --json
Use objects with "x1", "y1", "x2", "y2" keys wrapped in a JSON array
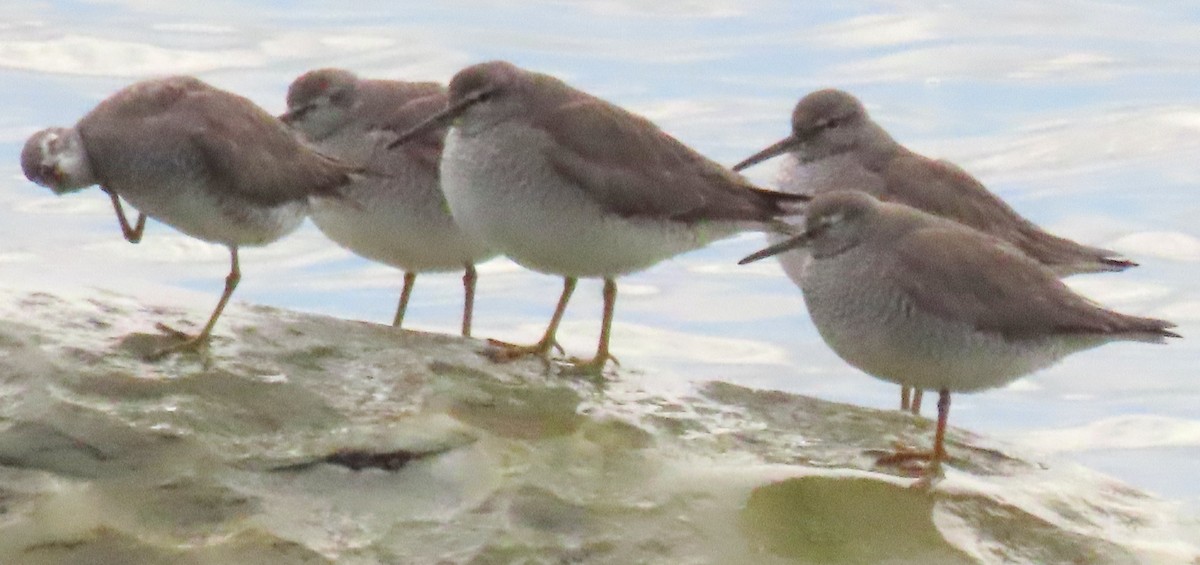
[
  {"x1": 801, "y1": 247, "x2": 1069, "y2": 392},
  {"x1": 438, "y1": 124, "x2": 717, "y2": 277}
]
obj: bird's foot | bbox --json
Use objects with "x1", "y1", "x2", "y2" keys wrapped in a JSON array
[
  {"x1": 908, "y1": 466, "x2": 942, "y2": 491},
  {"x1": 559, "y1": 352, "x2": 620, "y2": 377},
  {"x1": 145, "y1": 323, "x2": 210, "y2": 361},
  {"x1": 154, "y1": 322, "x2": 192, "y2": 341},
  {"x1": 483, "y1": 338, "x2": 564, "y2": 363},
  {"x1": 875, "y1": 442, "x2": 933, "y2": 473},
  {"x1": 874, "y1": 442, "x2": 944, "y2": 488}
]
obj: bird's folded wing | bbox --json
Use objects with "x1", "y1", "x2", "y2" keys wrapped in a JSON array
[
  {"x1": 540, "y1": 99, "x2": 775, "y2": 223},
  {"x1": 184, "y1": 90, "x2": 352, "y2": 206},
  {"x1": 891, "y1": 227, "x2": 1156, "y2": 339},
  {"x1": 881, "y1": 153, "x2": 1028, "y2": 237},
  {"x1": 355, "y1": 80, "x2": 445, "y2": 128}
]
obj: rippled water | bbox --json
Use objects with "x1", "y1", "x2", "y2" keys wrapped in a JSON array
[{"x1": 2, "y1": 0, "x2": 1198, "y2": 513}]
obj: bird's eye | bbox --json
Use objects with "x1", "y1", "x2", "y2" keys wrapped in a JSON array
[
  {"x1": 824, "y1": 118, "x2": 841, "y2": 129},
  {"x1": 474, "y1": 89, "x2": 497, "y2": 103},
  {"x1": 290, "y1": 104, "x2": 313, "y2": 121},
  {"x1": 330, "y1": 90, "x2": 352, "y2": 106}
]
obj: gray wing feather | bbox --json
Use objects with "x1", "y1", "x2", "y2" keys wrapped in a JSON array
[
  {"x1": 81, "y1": 76, "x2": 350, "y2": 206},
  {"x1": 539, "y1": 99, "x2": 790, "y2": 223},
  {"x1": 181, "y1": 86, "x2": 351, "y2": 206},
  {"x1": 353, "y1": 80, "x2": 445, "y2": 128},
  {"x1": 881, "y1": 153, "x2": 1027, "y2": 236},
  {"x1": 891, "y1": 227, "x2": 1174, "y2": 340},
  {"x1": 880, "y1": 152, "x2": 1122, "y2": 271}
]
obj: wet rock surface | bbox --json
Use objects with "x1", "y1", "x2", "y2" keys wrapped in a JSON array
[{"x1": 0, "y1": 288, "x2": 1196, "y2": 564}]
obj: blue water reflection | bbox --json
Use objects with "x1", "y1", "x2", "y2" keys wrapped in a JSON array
[{"x1": 1, "y1": 0, "x2": 1197, "y2": 510}]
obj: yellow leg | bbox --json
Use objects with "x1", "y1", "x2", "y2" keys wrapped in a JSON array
[
  {"x1": 393, "y1": 271, "x2": 417, "y2": 328},
  {"x1": 486, "y1": 276, "x2": 575, "y2": 361},
  {"x1": 564, "y1": 277, "x2": 620, "y2": 375},
  {"x1": 911, "y1": 389, "x2": 950, "y2": 489},
  {"x1": 876, "y1": 388, "x2": 950, "y2": 489},
  {"x1": 461, "y1": 264, "x2": 477, "y2": 337},
  {"x1": 105, "y1": 188, "x2": 145, "y2": 243},
  {"x1": 148, "y1": 246, "x2": 240, "y2": 360}
]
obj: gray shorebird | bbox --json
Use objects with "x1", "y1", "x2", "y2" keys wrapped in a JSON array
[
  {"x1": 21, "y1": 75, "x2": 352, "y2": 359},
  {"x1": 281, "y1": 68, "x2": 496, "y2": 336},
  {"x1": 734, "y1": 88, "x2": 1137, "y2": 414},
  {"x1": 740, "y1": 190, "x2": 1178, "y2": 487},
  {"x1": 390, "y1": 60, "x2": 808, "y2": 374}
]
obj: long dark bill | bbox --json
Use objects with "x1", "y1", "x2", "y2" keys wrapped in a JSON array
[
  {"x1": 738, "y1": 230, "x2": 813, "y2": 265},
  {"x1": 277, "y1": 105, "x2": 310, "y2": 125},
  {"x1": 731, "y1": 135, "x2": 801, "y2": 172},
  {"x1": 386, "y1": 91, "x2": 487, "y2": 150}
]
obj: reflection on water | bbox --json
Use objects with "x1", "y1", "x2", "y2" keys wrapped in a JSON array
[{"x1": 1, "y1": 0, "x2": 1198, "y2": 511}]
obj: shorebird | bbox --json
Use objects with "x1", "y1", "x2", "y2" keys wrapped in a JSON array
[
  {"x1": 734, "y1": 88, "x2": 1137, "y2": 414},
  {"x1": 739, "y1": 190, "x2": 1178, "y2": 487},
  {"x1": 390, "y1": 60, "x2": 808, "y2": 374},
  {"x1": 21, "y1": 76, "x2": 352, "y2": 359},
  {"x1": 282, "y1": 68, "x2": 495, "y2": 336}
]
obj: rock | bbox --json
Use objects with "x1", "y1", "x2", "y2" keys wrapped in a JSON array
[{"x1": 0, "y1": 288, "x2": 1196, "y2": 564}]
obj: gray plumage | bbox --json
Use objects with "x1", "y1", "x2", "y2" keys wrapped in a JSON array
[
  {"x1": 282, "y1": 68, "x2": 495, "y2": 336},
  {"x1": 741, "y1": 189, "x2": 1176, "y2": 391},
  {"x1": 21, "y1": 75, "x2": 353, "y2": 357},
  {"x1": 285, "y1": 68, "x2": 444, "y2": 136},
  {"x1": 389, "y1": 60, "x2": 807, "y2": 373},
  {"x1": 736, "y1": 88, "x2": 1136, "y2": 415},
  {"x1": 739, "y1": 190, "x2": 1176, "y2": 486},
  {"x1": 23, "y1": 75, "x2": 351, "y2": 244},
  {"x1": 419, "y1": 60, "x2": 807, "y2": 227},
  {"x1": 734, "y1": 88, "x2": 1134, "y2": 276}
]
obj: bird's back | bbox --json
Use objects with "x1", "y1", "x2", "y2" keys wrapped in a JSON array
[
  {"x1": 882, "y1": 151, "x2": 1130, "y2": 274},
  {"x1": 79, "y1": 76, "x2": 351, "y2": 208},
  {"x1": 802, "y1": 203, "x2": 1174, "y2": 391},
  {"x1": 794, "y1": 141, "x2": 1131, "y2": 276},
  {"x1": 531, "y1": 90, "x2": 807, "y2": 226},
  {"x1": 76, "y1": 76, "x2": 351, "y2": 246}
]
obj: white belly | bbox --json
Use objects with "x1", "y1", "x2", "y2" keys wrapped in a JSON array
[
  {"x1": 801, "y1": 246, "x2": 1090, "y2": 393},
  {"x1": 117, "y1": 178, "x2": 307, "y2": 247},
  {"x1": 307, "y1": 132, "x2": 495, "y2": 272},
  {"x1": 440, "y1": 124, "x2": 740, "y2": 278},
  {"x1": 310, "y1": 190, "x2": 493, "y2": 271}
]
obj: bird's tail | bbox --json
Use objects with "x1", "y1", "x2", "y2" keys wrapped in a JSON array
[
  {"x1": 1016, "y1": 225, "x2": 1137, "y2": 277},
  {"x1": 753, "y1": 186, "x2": 810, "y2": 216}
]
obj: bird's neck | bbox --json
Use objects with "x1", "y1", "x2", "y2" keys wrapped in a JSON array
[{"x1": 852, "y1": 123, "x2": 902, "y2": 170}]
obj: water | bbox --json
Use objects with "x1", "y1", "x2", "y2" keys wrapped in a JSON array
[{"x1": 2, "y1": 0, "x2": 1198, "y2": 516}]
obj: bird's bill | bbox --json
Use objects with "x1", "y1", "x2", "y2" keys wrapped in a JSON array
[
  {"x1": 731, "y1": 135, "x2": 801, "y2": 172},
  {"x1": 277, "y1": 103, "x2": 313, "y2": 125},
  {"x1": 35, "y1": 165, "x2": 74, "y2": 194},
  {"x1": 738, "y1": 230, "x2": 813, "y2": 265},
  {"x1": 387, "y1": 90, "x2": 486, "y2": 150},
  {"x1": 277, "y1": 109, "x2": 297, "y2": 125}
]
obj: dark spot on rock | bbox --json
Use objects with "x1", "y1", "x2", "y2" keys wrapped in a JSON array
[{"x1": 270, "y1": 446, "x2": 451, "y2": 473}]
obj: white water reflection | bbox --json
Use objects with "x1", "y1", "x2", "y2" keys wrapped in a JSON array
[{"x1": 1, "y1": 0, "x2": 1197, "y2": 513}]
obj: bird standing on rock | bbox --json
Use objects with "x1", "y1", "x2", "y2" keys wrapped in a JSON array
[
  {"x1": 282, "y1": 68, "x2": 496, "y2": 336},
  {"x1": 734, "y1": 89, "x2": 1137, "y2": 413},
  {"x1": 391, "y1": 60, "x2": 808, "y2": 374},
  {"x1": 21, "y1": 76, "x2": 353, "y2": 359},
  {"x1": 740, "y1": 190, "x2": 1178, "y2": 487}
]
